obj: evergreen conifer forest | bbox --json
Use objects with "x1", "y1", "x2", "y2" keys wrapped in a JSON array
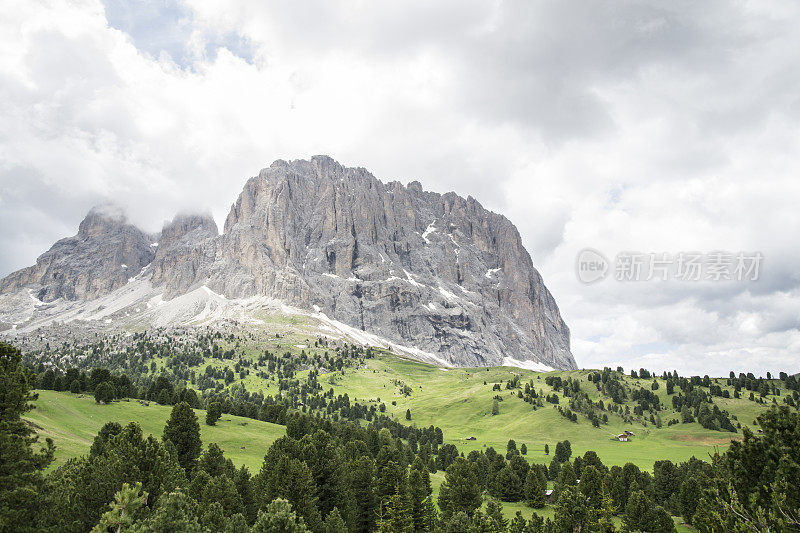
[{"x1": 3, "y1": 337, "x2": 799, "y2": 532}]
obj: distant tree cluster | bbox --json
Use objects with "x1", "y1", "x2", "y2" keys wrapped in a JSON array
[{"x1": 37, "y1": 365, "x2": 133, "y2": 403}]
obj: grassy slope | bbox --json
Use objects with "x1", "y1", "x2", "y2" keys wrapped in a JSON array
[
  {"x1": 25, "y1": 390, "x2": 285, "y2": 472},
  {"x1": 326, "y1": 354, "x2": 782, "y2": 530},
  {"x1": 28, "y1": 345, "x2": 781, "y2": 531},
  {"x1": 326, "y1": 354, "x2": 777, "y2": 470},
  {"x1": 140, "y1": 345, "x2": 779, "y2": 473},
  {"x1": 28, "y1": 388, "x2": 697, "y2": 530}
]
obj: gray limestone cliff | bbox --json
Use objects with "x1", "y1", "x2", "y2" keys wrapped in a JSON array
[
  {"x1": 0, "y1": 206, "x2": 154, "y2": 302},
  {"x1": 0, "y1": 157, "x2": 576, "y2": 369},
  {"x1": 150, "y1": 213, "x2": 219, "y2": 299}
]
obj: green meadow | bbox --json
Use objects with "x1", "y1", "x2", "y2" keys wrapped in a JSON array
[
  {"x1": 25, "y1": 351, "x2": 782, "y2": 531},
  {"x1": 325, "y1": 354, "x2": 772, "y2": 470},
  {"x1": 29, "y1": 351, "x2": 780, "y2": 474},
  {"x1": 25, "y1": 390, "x2": 285, "y2": 472}
]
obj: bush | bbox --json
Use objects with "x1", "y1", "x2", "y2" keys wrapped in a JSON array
[
  {"x1": 206, "y1": 402, "x2": 222, "y2": 426},
  {"x1": 94, "y1": 382, "x2": 115, "y2": 404}
]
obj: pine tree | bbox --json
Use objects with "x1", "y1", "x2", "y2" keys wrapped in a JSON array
[
  {"x1": 524, "y1": 467, "x2": 546, "y2": 508},
  {"x1": 648, "y1": 505, "x2": 676, "y2": 532},
  {"x1": 308, "y1": 429, "x2": 339, "y2": 517},
  {"x1": 156, "y1": 389, "x2": 170, "y2": 406},
  {"x1": 507, "y1": 439, "x2": 517, "y2": 454},
  {"x1": 552, "y1": 461, "x2": 577, "y2": 502},
  {"x1": 508, "y1": 511, "x2": 528, "y2": 533},
  {"x1": 553, "y1": 486, "x2": 595, "y2": 533},
  {"x1": 418, "y1": 494, "x2": 437, "y2": 531},
  {"x1": 344, "y1": 456, "x2": 375, "y2": 533},
  {"x1": 201, "y1": 474, "x2": 244, "y2": 517},
  {"x1": 554, "y1": 440, "x2": 572, "y2": 463},
  {"x1": 90, "y1": 482, "x2": 148, "y2": 533},
  {"x1": 378, "y1": 484, "x2": 413, "y2": 533},
  {"x1": 374, "y1": 459, "x2": 407, "y2": 511},
  {"x1": 198, "y1": 442, "x2": 234, "y2": 478},
  {"x1": 226, "y1": 513, "x2": 250, "y2": 533},
  {"x1": 485, "y1": 499, "x2": 508, "y2": 530},
  {"x1": 548, "y1": 456, "x2": 561, "y2": 480},
  {"x1": 46, "y1": 422, "x2": 184, "y2": 531},
  {"x1": 262, "y1": 456, "x2": 322, "y2": 531},
  {"x1": 206, "y1": 402, "x2": 222, "y2": 426},
  {"x1": 188, "y1": 470, "x2": 212, "y2": 502},
  {"x1": 89, "y1": 421, "x2": 123, "y2": 458},
  {"x1": 596, "y1": 483, "x2": 617, "y2": 533},
  {"x1": 234, "y1": 465, "x2": 257, "y2": 524},
  {"x1": 443, "y1": 511, "x2": 472, "y2": 533},
  {"x1": 252, "y1": 499, "x2": 308, "y2": 532},
  {"x1": 130, "y1": 490, "x2": 202, "y2": 532},
  {"x1": 40, "y1": 369, "x2": 55, "y2": 390},
  {"x1": 492, "y1": 464, "x2": 524, "y2": 502},
  {"x1": 323, "y1": 507, "x2": 347, "y2": 533},
  {"x1": 200, "y1": 502, "x2": 228, "y2": 532},
  {"x1": 623, "y1": 490, "x2": 650, "y2": 532},
  {"x1": 437, "y1": 457, "x2": 481, "y2": 520},
  {"x1": 0, "y1": 342, "x2": 55, "y2": 532},
  {"x1": 162, "y1": 402, "x2": 202, "y2": 473},
  {"x1": 579, "y1": 465, "x2": 603, "y2": 509},
  {"x1": 678, "y1": 477, "x2": 701, "y2": 525},
  {"x1": 510, "y1": 454, "x2": 530, "y2": 485},
  {"x1": 94, "y1": 381, "x2": 115, "y2": 404},
  {"x1": 409, "y1": 458, "x2": 436, "y2": 531}
]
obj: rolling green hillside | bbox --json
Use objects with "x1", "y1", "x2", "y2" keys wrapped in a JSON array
[
  {"x1": 321, "y1": 354, "x2": 779, "y2": 470},
  {"x1": 27, "y1": 388, "x2": 700, "y2": 530},
  {"x1": 25, "y1": 390, "x2": 285, "y2": 472},
  {"x1": 22, "y1": 349, "x2": 789, "y2": 532},
  {"x1": 28, "y1": 350, "x2": 784, "y2": 473}
]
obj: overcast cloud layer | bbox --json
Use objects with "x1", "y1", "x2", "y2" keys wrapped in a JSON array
[{"x1": 1, "y1": 0, "x2": 799, "y2": 376}]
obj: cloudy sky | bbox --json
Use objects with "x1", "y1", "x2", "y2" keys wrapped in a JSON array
[{"x1": 2, "y1": 0, "x2": 799, "y2": 376}]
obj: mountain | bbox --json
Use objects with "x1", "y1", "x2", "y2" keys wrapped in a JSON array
[
  {"x1": 0, "y1": 156, "x2": 576, "y2": 370},
  {"x1": 0, "y1": 205, "x2": 155, "y2": 301}
]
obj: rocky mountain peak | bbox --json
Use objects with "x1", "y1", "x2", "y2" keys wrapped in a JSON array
[
  {"x1": 150, "y1": 213, "x2": 219, "y2": 299},
  {"x1": 1, "y1": 157, "x2": 576, "y2": 369},
  {"x1": 1, "y1": 205, "x2": 154, "y2": 302},
  {"x1": 77, "y1": 204, "x2": 130, "y2": 238},
  {"x1": 210, "y1": 157, "x2": 575, "y2": 369},
  {"x1": 158, "y1": 213, "x2": 218, "y2": 247}
]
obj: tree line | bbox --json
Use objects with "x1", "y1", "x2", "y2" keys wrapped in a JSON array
[{"x1": 3, "y1": 340, "x2": 799, "y2": 532}]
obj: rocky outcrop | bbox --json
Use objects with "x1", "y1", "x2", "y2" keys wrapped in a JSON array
[
  {"x1": 150, "y1": 214, "x2": 218, "y2": 299},
  {"x1": 0, "y1": 157, "x2": 576, "y2": 369},
  {"x1": 207, "y1": 156, "x2": 574, "y2": 369},
  {"x1": 0, "y1": 206, "x2": 154, "y2": 302}
]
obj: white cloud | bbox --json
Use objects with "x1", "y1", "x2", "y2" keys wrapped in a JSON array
[{"x1": 1, "y1": 0, "x2": 799, "y2": 376}]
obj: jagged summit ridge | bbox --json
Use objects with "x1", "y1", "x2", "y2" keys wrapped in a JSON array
[
  {"x1": 0, "y1": 157, "x2": 576, "y2": 370},
  {"x1": 0, "y1": 206, "x2": 154, "y2": 302}
]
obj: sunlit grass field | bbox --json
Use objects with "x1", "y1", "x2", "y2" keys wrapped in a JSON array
[
  {"x1": 25, "y1": 389, "x2": 285, "y2": 472},
  {"x1": 325, "y1": 354, "x2": 773, "y2": 470},
  {"x1": 26, "y1": 351, "x2": 781, "y2": 532}
]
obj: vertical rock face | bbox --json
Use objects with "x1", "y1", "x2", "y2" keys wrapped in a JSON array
[
  {"x1": 0, "y1": 206, "x2": 154, "y2": 302},
  {"x1": 212, "y1": 156, "x2": 574, "y2": 369},
  {"x1": 0, "y1": 156, "x2": 576, "y2": 369},
  {"x1": 150, "y1": 214, "x2": 219, "y2": 299}
]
